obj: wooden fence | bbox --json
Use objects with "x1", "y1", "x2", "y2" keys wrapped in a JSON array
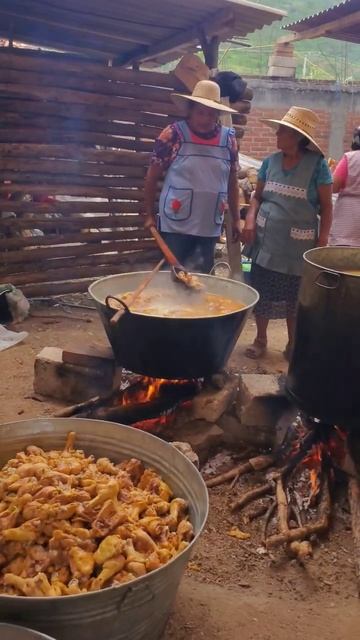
[{"x1": 0, "y1": 48, "x2": 251, "y2": 297}]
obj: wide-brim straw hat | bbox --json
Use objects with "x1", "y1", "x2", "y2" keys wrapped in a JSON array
[
  {"x1": 172, "y1": 80, "x2": 237, "y2": 115},
  {"x1": 261, "y1": 106, "x2": 324, "y2": 154}
]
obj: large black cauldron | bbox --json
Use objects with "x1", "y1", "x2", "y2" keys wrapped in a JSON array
[
  {"x1": 89, "y1": 272, "x2": 258, "y2": 380},
  {"x1": 287, "y1": 247, "x2": 360, "y2": 428}
]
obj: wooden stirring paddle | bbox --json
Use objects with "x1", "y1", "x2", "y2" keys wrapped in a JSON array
[{"x1": 110, "y1": 258, "x2": 165, "y2": 325}]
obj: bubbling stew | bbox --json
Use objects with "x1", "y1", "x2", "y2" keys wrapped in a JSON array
[{"x1": 110, "y1": 289, "x2": 245, "y2": 318}]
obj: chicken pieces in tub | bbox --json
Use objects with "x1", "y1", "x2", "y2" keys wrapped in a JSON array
[{"x1": 0, "y1": 433, "x2": 194, "y2": 596}]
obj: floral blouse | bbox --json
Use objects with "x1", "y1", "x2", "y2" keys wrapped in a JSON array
[{"x1": 151, "y1": 121, "x2": 238, "y2": 171}]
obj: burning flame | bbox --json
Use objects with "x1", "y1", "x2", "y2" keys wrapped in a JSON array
[
  {"x1": 119, "y1": 377, "x2": 197, "y2": 407},
  {"x1": 120, "y1": 377, "x2": 168, "y2": 406},
  {"x1": 118, "y1": 377, "x2": 198, "y2": 433},
  {"x1": 132, "y1": 414, "x2": 170, "y2": 432},
  {"x1": 302, "y1": 427, "x2": 347, "y2": 503},
  {"x1": 305, "y1": 444, "x2": 323, "y2": 501}
]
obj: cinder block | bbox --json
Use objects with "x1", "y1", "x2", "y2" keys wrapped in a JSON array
[
  {"x1": 34, "y1": 347, "x2": 113, "y2": 402},
  {"x1": 62, "y1": 343, "x2": 115, "y2": 370},
  {"x1": 268, "y1": 66, "x2": 296, "y2": 78},
  {"x1": 268, "y1": 55, "x2": 297, "y2": 69}
]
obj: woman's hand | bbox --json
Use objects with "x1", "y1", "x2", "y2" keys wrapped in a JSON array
[
  {"x1": 241, "y1": 218, "x2": 256, "y2": 245},
  {"x1": 241, "y1": 184, "x2": 263, "y2": 246},
  {"x1": 143, "y1": 214, "x2": 157, "y2": 230},
  {"x1": 316, "y1": 233, "x2": 328, "y2": 247}
]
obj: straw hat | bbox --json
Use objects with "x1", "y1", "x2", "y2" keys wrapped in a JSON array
[
  {"x1": 172, "y1": 80, "x2": 237, "y2": 115},
  {"x1": 261, "y1": 106, "x2": 323, "y2": 154}
]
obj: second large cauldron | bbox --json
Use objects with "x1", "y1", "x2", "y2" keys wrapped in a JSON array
[
  {"x1": 286, "y1": 247, "x2": 360, "y2": 428},
  {"x1": 89, "y1": 272, "x2": 259, "y2": 379}
]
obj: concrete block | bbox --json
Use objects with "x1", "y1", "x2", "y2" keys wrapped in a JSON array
[
  {"x1": 173, "y1": 420, "x2": 224, "y2": 462},
  {"x1": 268, "y1": 55, "x2": 297, "y2": 69},
  {"x1": 233, "y1": 374, "x2": 289, "y2": 448},
  {"x1": 219, "y1": 413, "x2": 276, "y2": 449},
  {"x1": 268, "y1": 66, "x2": 296, "y2": 78},
  {"x1": 62, "y1": 343, "x2": 114, "y2": 372},
  {"x1": 34, "y1": 347, "x2": 113, "y2": 403},
  {"x1": 191, "y1": 375, "x2": 238, "y2": 423},
  {"x1": 237, "y1": 374, "x2": 282, "y2": 406}
]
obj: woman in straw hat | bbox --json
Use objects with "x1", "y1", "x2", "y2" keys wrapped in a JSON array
[
  {"x1": 242, "y1": 106, "x2": 333, "y2": 360},
  {"x1": 143, "y1": 80, "x2": 242, "y2": 273},
  {"x1": 329, "y1": 125, "x2": 360, "y2": 247}
]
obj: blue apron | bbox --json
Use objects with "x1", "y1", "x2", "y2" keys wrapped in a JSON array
[
  {"x1": 158, "y1": 120, "x2": 232, "y2": 237},
  {"x1": 247, "y1": 151, "x2": 321, "y2": 276}
]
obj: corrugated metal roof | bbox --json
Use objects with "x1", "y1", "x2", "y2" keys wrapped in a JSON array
[
  {"x1": 283, "y1": 0, "x2": 360, "y2": 45},
  {"x1": 0, "y1": 0, "x2": 286, "y2": 64}
]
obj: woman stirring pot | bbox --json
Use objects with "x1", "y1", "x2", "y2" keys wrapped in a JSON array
[
  {"x1": 143, "y1": 80, "x2": 241, "y2": 274},
  {"x1": 242, "y1": 106, "x2": 333, "y2": 360}
]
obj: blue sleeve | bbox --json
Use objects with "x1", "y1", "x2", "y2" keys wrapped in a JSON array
[
  {"x1": 314, "y1": 157, "x2": 333, "y2": 186},
  {"x1": 258, "y1": 157, "x2": 270, "y2": 182}
]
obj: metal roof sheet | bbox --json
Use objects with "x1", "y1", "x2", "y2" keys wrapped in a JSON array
[
  {"x1": 0, "y1": 0, "x2": 285, "y2": 64},
  {"x1": 283, "y1": 0, "x2": 360, "y2": 45}
]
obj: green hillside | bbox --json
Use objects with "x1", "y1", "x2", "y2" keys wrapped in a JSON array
[{"x1": 218, "y1": 0, "x2": 360, "y2": 81}]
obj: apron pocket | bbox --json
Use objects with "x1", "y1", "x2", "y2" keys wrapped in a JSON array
[
  {"x1": 214, "y1": 192, "x2": 228, "y2": 225},
  {"x1": 164, "y1": 187, "x2": 193, "y2": 221}
]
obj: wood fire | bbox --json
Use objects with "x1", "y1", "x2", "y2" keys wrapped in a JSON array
[{"x1": 204, "y1": 416, "x2": 360, "y2": 591}]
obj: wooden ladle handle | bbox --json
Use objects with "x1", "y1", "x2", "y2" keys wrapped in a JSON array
[{"x1": 109, "y1": 258, "x2": 165, "y2": 325}]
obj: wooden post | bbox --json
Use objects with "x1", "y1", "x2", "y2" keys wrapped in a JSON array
[
  {"x1": 200, "y1": 35, "x2": 220, "y2": 71},
  {"x1": 225, "y1": 214, "x2": 243, "y2": 281},
  {"x1": 198, "y1": 31, "x2": 243, "y2": 281}
]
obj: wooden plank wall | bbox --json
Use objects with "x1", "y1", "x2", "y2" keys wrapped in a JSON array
[{"x1": 0, "y1": 49, "x2": 250, "y2": 297}]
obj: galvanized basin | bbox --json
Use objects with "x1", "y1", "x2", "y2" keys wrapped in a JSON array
[
  {"x1": 0, "y1": 418, "x2": 209, "y2": 640},
  {"x1": 0, "y1": 624, "x2": 55, "y2": 639}
]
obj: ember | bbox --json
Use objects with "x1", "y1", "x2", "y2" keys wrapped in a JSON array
[
  {"x1": 204, "y1": 415, "x2": 360, "y2": 578},
  {"x1": 119, "y1": 377, "x2": 198, "y2": 408},
  {"x1": 67, "y1": 373, "x2": 202, "y2": 433}
]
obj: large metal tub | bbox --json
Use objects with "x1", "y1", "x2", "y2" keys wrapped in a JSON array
[
  {"x1": 0, "y1": 624, "x2": 55, "y2": 639},
  {"x1": 287, "y1": 247, "x2": 360, "y2": 427},
  {"x1": 89, "y1": 271, "x2": 259, "y2": 379},
  {"x1": 0, "y1": 418, "x2": 208, "y2": 640}
]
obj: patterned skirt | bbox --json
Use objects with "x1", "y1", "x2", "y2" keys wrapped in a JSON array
[{"x1": 250, "y1": 263, "x2": 301, "y2": 319}]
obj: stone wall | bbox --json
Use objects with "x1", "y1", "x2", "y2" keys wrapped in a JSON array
[{"x1": 240, "y1": 77, "x2": 360, "y2": 161}]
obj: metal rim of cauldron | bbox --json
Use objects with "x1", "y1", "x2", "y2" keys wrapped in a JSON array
[
  {"x1": 89, "y1": 271, "x2": 259, "y2": 320},
  {"x1": 304, "y1": 246, "x2": 360, "y2": 278},
  {"x1": 89, "y1": 271, "x2": 260, "y2": 379},
  {"x1": 0, "y1": 623, "x2": 55, "y2": 639},
  {"x1": 0, "y1": 418, "x2": 209, "y2": 604}
]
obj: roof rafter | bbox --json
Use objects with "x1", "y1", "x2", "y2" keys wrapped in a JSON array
[
  {"x1": 114, "y1": 6, "x2": 234, "y2": 65},
  {"x1": 281, "y1": 8, "x2": 360, "y2": 43}
]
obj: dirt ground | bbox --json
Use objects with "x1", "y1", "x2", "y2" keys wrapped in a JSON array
[{"x1": 1, "y1": 302, "x2": 359, "y2": 638}]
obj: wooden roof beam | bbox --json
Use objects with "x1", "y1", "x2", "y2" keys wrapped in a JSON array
[
  {"x1": 280, "y1": 9, "x2": 360, "y2": 43},
  {"x1": 114, "y1": 6, "x2": 234, "y2": 65},
  {"x1": 0, "y1": 1, "x2": 154, "y2": 46}
]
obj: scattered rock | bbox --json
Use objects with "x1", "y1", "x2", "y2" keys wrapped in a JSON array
[
  {"x1": 220, "y1": 412, "x2": 276, "y2": 449},
  {"x1": 233, "y1": 373, "x2": 291, "y2": 448},
  {"x1": 34, "y1": 346, "x2": 113, "y2": 402},
  {"x1": 171, "y1": 441, "x2": 200, "y2": 468},
  {"x1": 174, "y1": 420, "x2": 224, "y2": 462},
  {"x1": 191, "y1": 375, "x2": 238, "y2": 423},
  {"x1": 237, "y1": 374, "x2": 282, "y2": 409}
]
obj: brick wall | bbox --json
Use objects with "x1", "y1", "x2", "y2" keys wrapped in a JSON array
[
  {"x1": 240, "y1": 77, "x2": 360, "y2": 162},
  {"x1": 240, "y1": 107, "x2": 331, "y2": 160}
]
